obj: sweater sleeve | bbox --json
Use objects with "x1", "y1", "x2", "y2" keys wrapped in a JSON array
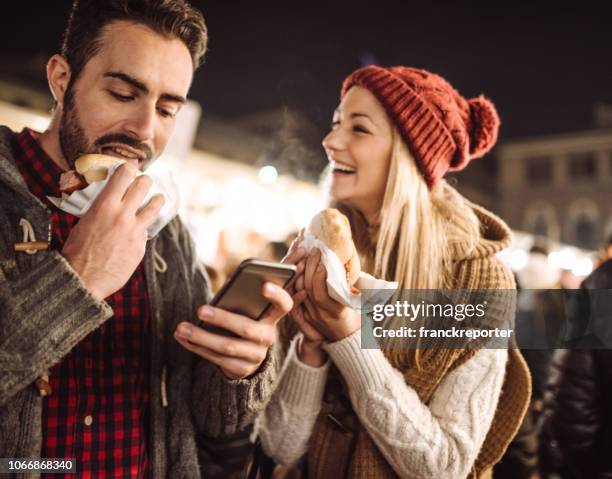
[
  {"x1": 255, "y1": 334, "x2": 330, "y2": 467},
  {"x1": 324, "y1": 329, "x2": 507, "y2": 479},
  {"x1": 191, "y1": 345, "x2": 281, "y2": 437},
  {"x1": 0, "y1": 251, "x2": 113, "y2": 406}
]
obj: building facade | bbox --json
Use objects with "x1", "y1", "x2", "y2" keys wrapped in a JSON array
[{"x1": 496, "y1": 129, "x2": 612, "y2": 250}]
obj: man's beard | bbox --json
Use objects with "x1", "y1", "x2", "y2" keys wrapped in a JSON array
[
  {"x1": 58, "y1": 84, "x2": 89, "y2": 169},
  {"x1": 58, "y1": 83, "x2": 155, "y2": 170}
]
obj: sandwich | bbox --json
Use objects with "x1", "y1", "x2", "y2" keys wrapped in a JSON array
[
  {"x1": 59, "y1": 154, "x2": 126, "y2": 194},
  {"x1": 307, "y1": 208, "x2": 361, "y2": 293}
]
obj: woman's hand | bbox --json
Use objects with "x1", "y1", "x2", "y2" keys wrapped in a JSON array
[
  {"x1": 302, "y1": 248, "x2": 361, "y2": 342},
  {"x1": 285, "y1": 231, "x2": 329, "y2": 367}
]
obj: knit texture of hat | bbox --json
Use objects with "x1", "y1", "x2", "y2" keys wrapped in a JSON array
[{"x1": 341, "y1": 65, "x2": 500, "y2": 188}]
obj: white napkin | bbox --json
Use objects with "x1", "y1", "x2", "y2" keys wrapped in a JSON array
[
  {"x1": 300, "y1": 230, "x2": 398, "y2": 309},
  {"x1": 47, "y1": 163, "x2": 179, "y2": 239}
]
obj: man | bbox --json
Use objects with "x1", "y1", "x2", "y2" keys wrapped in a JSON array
[
  {"x1": 538, "y1": 234, "x2": 612, "y2": 478},
  {"x1": 594, "y1": 233, "x2": 612, "y2": 269},
  {"x1": 0, "y1": 1, "x2": 301, "y2": 477}
]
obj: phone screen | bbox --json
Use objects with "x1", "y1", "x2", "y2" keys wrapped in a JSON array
[{"x1": 210, "y1": 259, "x2": 296, "y2": 320}]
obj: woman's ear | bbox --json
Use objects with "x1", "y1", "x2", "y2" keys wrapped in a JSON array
[{"x1": 46, "y1": 54, "x2": 72, "y2": 106}]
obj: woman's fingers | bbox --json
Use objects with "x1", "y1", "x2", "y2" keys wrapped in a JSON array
[
  {"x1": 283, "y1": 245, "x2": 305, "y2": 266},
  {"x1": 297, "y1": 301, "x2": 326, "y2": 341},
  {"x1": 303, "y1": 298, "x2": 321, "y2": 324},
  {"x1": 292, "y1": 289, "x2": 307, "y2": 308},
  {"x1": 286, "y1": 260, "x2": 305, "y2": 291},
  {"x1": 295, "y1": 273, "x2": 305, "y2": 291},
  {"x1": 283, "y1": 228, "x2": 305, "y2": 264},
  {"x1": 292, "y1": 304, "x2": 321, "y2": 341},
  {"x1": 312, "y1": 263, "x2": 328, "y2": 304},
  {"x1": 311, "y1": 262, "x2": 344, "y2": 314},
  {"x1": 303, "y1": 248, "x2": 321, "y2": 294},
  {"x1": 301, "y1": 249, "x2": 343, "y2": 314}
]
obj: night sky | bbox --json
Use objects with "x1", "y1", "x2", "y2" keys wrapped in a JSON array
[{"x1": 1, "y1": 1, "x2": 611, "y2": 141}]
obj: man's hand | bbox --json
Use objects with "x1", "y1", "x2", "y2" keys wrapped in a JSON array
[
  {"x1": 174, "y1": 282, "x2": 293, "y2": 379},
  {"x1": 62, "y1": 164, "x2": 164, "y2": 300},
  {"x1": 174, "y1": 246, "x2": 306, "y2": 379}
]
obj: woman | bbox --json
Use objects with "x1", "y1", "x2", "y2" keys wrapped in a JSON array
[{"x1": 256, "y1": 65, "x2": 531, "y2": 478}]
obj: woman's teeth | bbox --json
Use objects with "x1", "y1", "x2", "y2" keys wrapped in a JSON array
[{"x1": 332, "y1": 162, "x2": 356, "y2": 173}]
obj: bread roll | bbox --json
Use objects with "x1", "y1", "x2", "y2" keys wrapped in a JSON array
[
  {"x1": 75, "y1": 154, "x2": 126, "y2": 184},
  {"x1": 307, "y1": 208, "x2": 361, "y2": 288}
]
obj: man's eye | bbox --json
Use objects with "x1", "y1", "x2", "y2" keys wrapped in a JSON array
[
  {"x1": 109, "y1": 91, "x2": 134, "y2": 102},
  {"x1": 157, "y1": 107, "x2": 176, "y2": 119}
]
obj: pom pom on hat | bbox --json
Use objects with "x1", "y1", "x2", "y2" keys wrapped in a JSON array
[{"x1": 468, "y1": 95, "x2": 500, "y2": 160}]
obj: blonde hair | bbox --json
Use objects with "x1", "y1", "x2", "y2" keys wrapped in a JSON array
[{"x1": 335, "y1": 128, "x2": 481, "y2": 290}]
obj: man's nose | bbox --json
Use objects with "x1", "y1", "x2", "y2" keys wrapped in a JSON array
[{"x1": 124, "y1": 102, "x2": 156, "y2": 142}]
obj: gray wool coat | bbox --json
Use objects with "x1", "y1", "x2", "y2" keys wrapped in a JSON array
[{"x1": 0, "y1": 126, "x2": 278, "y2": 478}]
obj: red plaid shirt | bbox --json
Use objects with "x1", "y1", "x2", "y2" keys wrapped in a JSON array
[{"x1": 12, "y1": 129, "x2": 150, "y2": 478}]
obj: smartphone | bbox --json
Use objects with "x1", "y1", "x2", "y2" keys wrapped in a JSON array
[{"x1": 209, "y1": 259, "x2": 297, "y2": 321}]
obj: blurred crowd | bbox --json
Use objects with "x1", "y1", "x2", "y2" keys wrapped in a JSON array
[
  {"x1": 495, "y1": 234, "x2": 612, "y2": 479},
  {"x1": 204, "y1": 231, "x2": 296, "y2": 295}
]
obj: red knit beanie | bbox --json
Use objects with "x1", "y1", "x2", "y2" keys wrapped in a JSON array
[{"x1": 341, "y1": 65, "x2": 500, "y2": 188}]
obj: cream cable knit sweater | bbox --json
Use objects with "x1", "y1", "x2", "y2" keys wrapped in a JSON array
[{"x1": 256, "y1": 331, "x2": 507, "y2": 479}]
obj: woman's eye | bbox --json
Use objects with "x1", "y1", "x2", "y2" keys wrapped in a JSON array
[
  {"x1": 353, "y1": 125, "x2": 370, "y2": 134},
  {"x1": 331, "y1": 120, "x2": 340, "y2": 129},
  {"x1": 109, "y1": 91, "x2": 134, "y2": 102}
]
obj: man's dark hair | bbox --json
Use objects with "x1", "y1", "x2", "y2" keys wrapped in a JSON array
[{"x1": 61, "y1": 0, "x2": 208, "y2": 82}]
